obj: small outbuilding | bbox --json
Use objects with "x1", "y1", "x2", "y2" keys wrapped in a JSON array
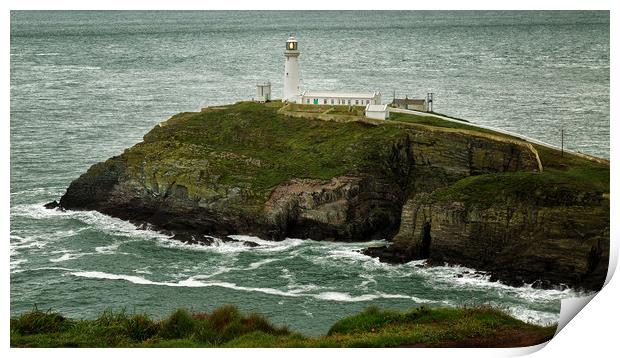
[
  {"x1": 365, "y1": 104, "x2": 389, "y2": 120},
  {"x1": 392, "y1": 96, "x2": 428, "y2": 111},
  {"x1": 255, "y1": 82, "x2": 272, "y2": 103}
]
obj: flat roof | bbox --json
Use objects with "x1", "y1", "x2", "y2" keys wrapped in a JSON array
[{"x1": 301, "y1": 90, "x2": 379, "y2": 98}]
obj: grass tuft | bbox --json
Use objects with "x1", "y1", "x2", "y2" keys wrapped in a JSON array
[
  {"x1": 11, "y1": 308, "x2": 68, "y2": 335},
  {"x1": 159, "y1": 308, "x2": 195, "y2": 339}
]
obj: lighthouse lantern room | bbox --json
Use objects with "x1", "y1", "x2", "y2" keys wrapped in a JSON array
[{"x1": 283, "y1": 34, "x2": 301, "y2": 102}]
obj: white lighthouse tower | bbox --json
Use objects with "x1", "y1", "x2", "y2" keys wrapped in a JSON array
[{"x1": 283, "y1": 34, "x2": 301, "y2": 102}]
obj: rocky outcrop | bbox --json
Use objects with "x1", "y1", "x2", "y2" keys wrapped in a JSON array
[
  {"x1": 364, "y1": 172, "x2": 610, "y2": 291},
  {"x1": 54, "y1": 102, "x2": 609, "y2": 290}
]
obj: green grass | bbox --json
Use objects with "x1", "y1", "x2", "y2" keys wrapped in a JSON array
[
  {"x1": 387, "y1": 111, "x2": 516, "y2": 139},
  {"x1": 426, "y1": 136, "x2": 609, "y2": 209},
  {"x1": 120, "y1": 101, "x2": 410, "y2": 211},
  {"x1": 427, "y1": 168, "x2": 608, "y2": 209},
  {"x1": 11, "y1": 305, "x2": 556, "y2": 348}
]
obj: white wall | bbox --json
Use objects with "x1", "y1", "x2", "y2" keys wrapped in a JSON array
[
  {"x1": 300, "y1": 96, "x2": 376, "y2": 106},
  {"x1": 365, "y1": 110, "x2": 388, "y2": 120},
  {"x1": 283, "y1": 55, "x2": 300, "y2": 101}
]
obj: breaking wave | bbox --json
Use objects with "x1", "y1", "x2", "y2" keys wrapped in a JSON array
[
  {"x1": 68, "y1": 270, "x2": 439, "y2": 304},
  {"x1": 11, "y1": 203, "x2": 171, "y2": 240}
]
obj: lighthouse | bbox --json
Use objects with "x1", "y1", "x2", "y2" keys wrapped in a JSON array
[{"x1": 283, "y1": 34, "x2": 301, "y2": 102}]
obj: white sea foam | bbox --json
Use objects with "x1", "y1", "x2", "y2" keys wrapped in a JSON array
[
  {"x1": 314, "y1": 292, "x2": 378, "y2": 302},
  {"x1": 11, "y1": 203, "x2": 171, "y2": 240},
  {"x1": 506, "y1": 306, "x2": 560, "y2": 327},
  {"x1": 314, "y1": 291, "x2": 433, "y2": 303},
  {"x1": 326, "y1": 249, "x2": 374, "y2": 261},
  {"x1": 18, "y1": 267, "x2": 75, "y2": 273},
  {"x1": 247, "y1": 258, "x2": 280, "y2": 270},
  {"x1": 189, "y1": 267, "x2": 233, "y2": 279},
  {"x1": 10, "y1": 259, "x2": 28, "y2": 272},
  {"x1": 229, "y1": 235, "x2": 305, "y2": 252},
  {"x1": 70, "y1": 271, "x2": 178, "y2": 286},
  {"x1": 35, "y1": 64, "x2": 102, "y2": 72},
  {"x1": 69, "y1": 270, "x2": 437, "y2": 304},
  {"x1": 411, "y1": 262, "x2": 585, "y2": 304},
  {"x1": 50, "y1": 252, "x2": 93, "y2": 262},
  {"x1": 10, "y1": 233, "x2": 52, "y2": 252},
  {"x1": 10, "y1": 186, "x2": 66, "y2": 198},
  {"x1": 155, "y1": 236, "x2": 253, "y2": 254},
  {"x1": 95, "y1": 242, "x2": 121, "y2": 254},
  {"x1": 133, "y1": 268, "x2": 152, "y2": 275},
  {"x1": 357, "y1": 273, "x2": 377, "y2": 289},
  {"x1": 157, "y1": 235, "x2": 305, "y2": 254}
]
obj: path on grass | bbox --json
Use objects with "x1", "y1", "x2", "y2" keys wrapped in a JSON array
[{"x1": 389, "y1": 108, "x2": 607, "y2": 164}]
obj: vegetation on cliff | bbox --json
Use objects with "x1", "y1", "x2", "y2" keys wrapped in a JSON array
[{"x1": 11, "y1": 305, "x2": 555, "y2": 348}]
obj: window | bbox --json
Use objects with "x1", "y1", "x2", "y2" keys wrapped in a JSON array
[
  {"x1": 355, "y1": 100, "x2": 359, "y2": 105},
  {"x1": 306, "y1": 99, "x2": 310, "y2": 104},
  {"x1": 324, "y1": 99, "x2": 328, "y2": 104},
  {"x1": 331, "y1": 99, "x2": 334, "y2": 105},
  {"x1": 348, "y1": 100, "x2": 351, "y2": 105},
  {"x1": 366, "y1": 100, "x2": 370, "y2": 104}
]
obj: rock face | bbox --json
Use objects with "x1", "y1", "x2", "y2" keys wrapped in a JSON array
[
  {"x1": 56, "y1": 102, "x2": 609, "y2": 290},
  {"x1": 364, "y1": 188, "x2": 609, "y2": 291}
]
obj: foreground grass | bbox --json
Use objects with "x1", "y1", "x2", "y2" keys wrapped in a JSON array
[{"x1": 11, "y1": 305, "x2": 556, "y2": 348}]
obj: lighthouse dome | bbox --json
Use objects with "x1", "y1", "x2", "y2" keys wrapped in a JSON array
[{"x1": 285, "y1": 34, "x2": 298, "y2": 51}]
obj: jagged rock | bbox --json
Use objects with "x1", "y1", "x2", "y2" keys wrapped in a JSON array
[
  {"x1": 44, "y1": 200, "x2": 60, "y2": 209},
  {"x1": 169, "y1": 233, "x2": 260, "y2": 247}
]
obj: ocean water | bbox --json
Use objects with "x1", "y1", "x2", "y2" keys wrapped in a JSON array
[{"x1": 10, "y1": 11, "x2": 609, "y2": 336}]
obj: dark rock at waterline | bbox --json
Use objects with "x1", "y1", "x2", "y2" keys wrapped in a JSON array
[
  {"x1": 361, "y1": 245, "x2": 413, "y2": 264},
  {"x1": 169, "y1": 233, "x2": 259, "y2": 247},
  {"x1": 44, "y1": 200, "x2": 60, "y2": 209}
]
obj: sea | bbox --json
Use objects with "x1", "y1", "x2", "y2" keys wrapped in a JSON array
[{"x1": 10, "y1": 11, "x2": 609, "y2": 336}]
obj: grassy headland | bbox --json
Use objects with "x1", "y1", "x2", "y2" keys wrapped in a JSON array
[{"x1": 10, "y1": 305, "x2": 556, "y2": 348}]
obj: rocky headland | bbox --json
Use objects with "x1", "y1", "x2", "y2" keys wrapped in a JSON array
[{"x1": 53, "y1": 101, "x2": 610, "y2": 291}]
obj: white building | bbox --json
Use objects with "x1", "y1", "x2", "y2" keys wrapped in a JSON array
[
  {"x1": 283, "y1": 34, "x2": 301, "y2": 102},
  {"x1": 281, "y1": 34, "x2": 382, "y2": 106},
  {"x1": 299, "y1": 91, "x2": 382, "y2": 106},
  {"x1": 365, "y1": 104, "x2": 389, "y2": 120},
  {"x1": 255, "y1": 82, "x2": 271, "y2": 103}
]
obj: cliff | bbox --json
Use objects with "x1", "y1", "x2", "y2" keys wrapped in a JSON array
[{"x1": 56, "y1": 101, "x2": 609, "y2": 290}]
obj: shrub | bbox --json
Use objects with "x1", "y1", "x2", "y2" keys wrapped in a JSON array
[
  {"x1": 192, "y1": 306, "x2": 289, "y2": 344},
  {"x1": 96, "y1": 309, "x2": 129, "y2": 327},
  {"x1": 207, "y1": 305, "x2": 241, "y2": 332},
  {"x1": 193, "y1": 319, "x2": 219, "y2": 344},
  {"x1": 159, "y1": 308, "x2": 196, "y2": 339},
  {"x1": 241, "y1": 312, "x2": 286, "y2": 335},
  {"x1": 11, "y1": 308, "x2": 68, "y2": 335},
  {"x1": 125, "y1": 313, "x2": 158, "y2": 342}
]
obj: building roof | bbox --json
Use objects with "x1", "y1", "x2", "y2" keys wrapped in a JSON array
[
  {"x1": 301, "y1": 90, "x2": 379, "y2": 99},
  {"x1": 393, "y1": 98, "x2": 425, "y2": 106},
  {"x1": 365, "y1": 104, "x2": 388, "y2": 112}
]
